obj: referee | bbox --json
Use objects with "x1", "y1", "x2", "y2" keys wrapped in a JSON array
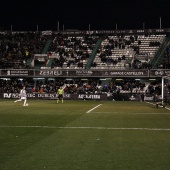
[{"x1": 57, "y1": 86, "x2": 64, "y2": 103}]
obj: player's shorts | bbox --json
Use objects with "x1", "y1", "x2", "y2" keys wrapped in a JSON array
[
  {"x1": 58, "y1": 94, "x2": 63, "y2": 99},
  {"x1": 21, "y1": 97, "x2": 27, "y2": 100}
]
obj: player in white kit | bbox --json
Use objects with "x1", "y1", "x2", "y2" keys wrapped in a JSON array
[{"x1": 14, "y1": 86, "x2": 29, "y2": 106}]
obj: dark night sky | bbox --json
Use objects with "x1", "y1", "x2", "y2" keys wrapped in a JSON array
[{"x1": 0, "y1": 0, "x2": 169, "y2": 31}]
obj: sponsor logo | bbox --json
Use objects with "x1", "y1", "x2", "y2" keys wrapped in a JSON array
[
  {"x1": 155, "y1": 70, "x2": 164, "y2": 76},
  {"x1": 156, "y1": 29, "x2": 164, "y2": 32},
  {"x1": 137, "y1": 30, "x2": 144, "y2": 33},
  {"x1": 42, "y1": 31, "x2": 52, "y2": 35},
  {"x1": 27, "y1": 93, "x2": 36, "y2": 98},
  {"x1": 110, "y1": 71, "x2": 144, "y2": 76},
  {"x1": 38, "y1": 93, "x2": 57, "y2": 98},
  {"x1": 7, "y1": 70, "x2": 11, "y2": 75},
  {"x1": 76, "y1": 70, "x2": 93, "y2": 75},
  {"x1": 104, "y1": 72, "x2": 109, "y2": 76},
  {"x1": 115, "y1": 30, "x2": 126, "y2": 34},
  {"x1": 3, "y1": 93, "x2": 35, "y2": 98},
  {"x1": 37, "y1": 93, "x2": 70, "y2": 98},
  {"x1": 129, "y1": 95, "x2": 135, "y2": 100},
  {"x1": 5, "y1": 70, "x2": 30, "y2": 76},
  {"x1": 39, "y1": 70, "x2": 62, "y2": 76},
  {"x1": 4, "y1": 93, "x2": 11, "y2": 98},
  {"x1": 78, "y1": 94, "x2": 101, "y2": 99},
  {"x1": 3, "y1": 93, "x2": 19, "y2": 98},
  {"x1": 0, "y1": 31, "x2": 7, "y2": 35},
  {"x1": 144, "y1": 96, "x2": 154, "y2": 101},
  {"x1": 64, "y1": 94, "x2": 70, "y2": 98}
]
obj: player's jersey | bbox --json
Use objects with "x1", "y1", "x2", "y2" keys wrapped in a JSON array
[
  {"x1": 58, "y1": 89, "x2": 63, "y2": 95},
  {"x1": 20, "y1": 89, "x2": 27, "y2": 97}
]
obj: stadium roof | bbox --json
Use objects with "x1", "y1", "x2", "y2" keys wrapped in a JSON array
[{"x1": 0, "y1": 0, "x2": 169, "y2": 31}]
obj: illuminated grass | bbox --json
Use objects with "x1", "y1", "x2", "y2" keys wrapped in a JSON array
[{"x1": 0, "y1": 99, "x2": 170, "y2": 170}]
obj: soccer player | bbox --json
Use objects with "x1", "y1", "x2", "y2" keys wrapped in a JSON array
[
  {"x1": 57, "y1": 86, "x2": 64, "y2": 103},
  {"x1": 14, "y1": 86, "x2": 29, "y2": 106}
]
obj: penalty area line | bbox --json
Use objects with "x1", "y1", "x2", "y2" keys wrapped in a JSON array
[
  {"x1": 86, "y1": 104, "x2": 102, "y2": 113},
  {"x1": 146, "y1": 102, "x2": 170, "y2": 111}
]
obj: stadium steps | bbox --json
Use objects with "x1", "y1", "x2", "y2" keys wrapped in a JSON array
[
  {"x1": 150, "y1": 36, "x2": 170, "y2": 68},
  {"x1": 26, "y1": 58, "x2": 33, "y2": 68},
  {"x1": 46, "y1": 58, "x2": 54, "y2": 67},
  {"x1": 85, "y1": 38, "x2": 102, "y2": 70},
  {"x1": 42, "y1": 39, "x2": 52, "y2": 54}
]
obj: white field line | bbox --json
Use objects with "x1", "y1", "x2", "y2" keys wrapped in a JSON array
[
  {"x1": 92, "y1": 112, "x2": 118, "y2": 114},
  {"x1": 92, "y1": 112, "x2": 170, "y2": 114},
  {"x1": 165, "y1": 107, "x2": 170, "y2": 111},
  {"x1": 134, "y1": 112, "x2": 170, "y2": 114},
  {"x1": 146, "y1": 102, "x2": 170, "y2": 111},
  {"x1": 0, "y1": 125, "x2": 170, "y2": 131},
  {"x1": 86, "y1": 104, "x2": 102, "y2": 113}
]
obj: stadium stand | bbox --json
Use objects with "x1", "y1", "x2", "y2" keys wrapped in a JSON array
[
  {"x1": 91, "y1": 34, "x2": 166, "y2": 70},
  {"x1": 0, "y1": 31, "x2": 168, "y2": 70},
  {"x1": 47, "y1": 34, "x2": 99, "y2": 69},
  {"x1": 1, "y1": 30, "x2": 170, "y2": 101},
  {"x1": 0, "y1": 32, "x2": 48, "y2": 69}
]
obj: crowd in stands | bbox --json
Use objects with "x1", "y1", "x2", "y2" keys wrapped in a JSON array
[
  {"x1": 157, "y1": 46, "x2": 170, "y2": 69},
  {"x1": 101, "y1": 80, "x2": 146, "y2": 94},
  {"x1": 0, "y1": 31, "x2": 168, "y2": 70},
  {"x1": 0, "y1": 32, "x2": 47, "y2": 69},
  {"x1": 48, "y1": 34, "x2": 99, "y2": 69},
  {"x1": 92, "y1": 34, "x2": 165, "y2": 70},
  {"x1": 0, "y1": 78, "x2": 164, "y2": 97},
  {"x1": 0, "y1": 78, "x2": 99, "y2": 94}
]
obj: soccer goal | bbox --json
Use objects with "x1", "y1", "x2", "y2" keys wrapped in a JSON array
[{"x1": 162, "y1": 75, "x2": 170, "y2": 105}]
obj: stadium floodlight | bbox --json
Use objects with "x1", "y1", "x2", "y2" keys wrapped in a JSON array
[{"x1": 159, "y1": 17, "x2": 162, "y2": 29}]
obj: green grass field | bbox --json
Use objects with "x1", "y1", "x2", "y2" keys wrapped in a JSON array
[{"x1": 0, "y1": 99, "x2": 170, "y2": 170}]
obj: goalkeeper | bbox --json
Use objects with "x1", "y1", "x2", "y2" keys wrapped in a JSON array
[{"x1": 57, "y1": 86, "x2": 64, "y2": 103}]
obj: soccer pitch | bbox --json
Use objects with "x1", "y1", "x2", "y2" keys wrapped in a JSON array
[{"x1": 0, "y1": 99, "x2": 170, "y2": 170}]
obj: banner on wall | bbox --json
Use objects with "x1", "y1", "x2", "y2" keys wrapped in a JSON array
[
  {"x1": 2, "y1": 69, "x2": 170, "y2": 78},
  {"x1": 1, "y1": 93, "x2": 157, "y2": 101},
  {"x1": 0, "y1": 69, "x2": 149, "y2": 77},
  {"x1": 1, "y1": 93, "x2": 107, "y2": 100},
  {"x1": 1, "y1": 70, "x2": 34, "y2": 76},
  {"x1": 150, "y1": 69, "x2": 170, "y2": 77}
]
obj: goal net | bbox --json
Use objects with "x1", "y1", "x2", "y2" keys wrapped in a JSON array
[{"x1": 162, "y1": 76, "x2": 170, "y2": 105}]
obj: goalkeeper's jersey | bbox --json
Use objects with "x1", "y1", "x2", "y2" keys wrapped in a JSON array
[
  {"x1": 58, "y1": 89, "x2": 63, "y2": 95},
  {"x1": 20, "y1": 89, "x2": 27, "y2": 97}
]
